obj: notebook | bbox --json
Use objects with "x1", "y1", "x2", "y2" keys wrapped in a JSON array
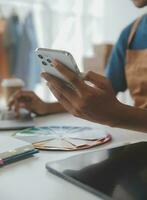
[
  {"x1": 0, "y1": 109, "x2": 34, "y2": 130},
  {"x1": 0, "y1": 136, "x2": 38, "y2": 166},
  {"x1": 46, "y1": 142, "x2": 147, "y2": 200}
]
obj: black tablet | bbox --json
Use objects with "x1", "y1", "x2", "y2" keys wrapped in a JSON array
[{"x1": 46, "y1": 142, "x2": 147, "y2": 200}]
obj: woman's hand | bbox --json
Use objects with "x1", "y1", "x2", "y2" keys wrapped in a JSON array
[
  {"x1": 41, "y1": 60, "x2": 122, "y2": 126},
  {"x1": 8, "y1": 91, "x2": 51, "y2": 116}
]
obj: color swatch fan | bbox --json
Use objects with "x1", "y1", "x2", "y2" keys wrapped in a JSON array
[{"x1": 13, "y1": 126, "x2": 111, "y2": 151}]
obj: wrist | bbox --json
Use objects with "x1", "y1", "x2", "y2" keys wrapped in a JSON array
[
  {"x1": 109, "y1": 102, "x2": 147, "y2": 132},
  {"x1": 38, "y1": 102, "x2": 65, "y2": 116},
  {"x1": 36, "y1": 102, "x2": 50, "y2": 116},
  {"x1": 108, "y1": 102, "x2": 129, "y2": 127},
  {"x1": 102, "y1": 101, "x2": 125, "y2": 127}
]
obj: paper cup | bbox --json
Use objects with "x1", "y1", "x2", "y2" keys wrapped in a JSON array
[{"x1": 1, "y1": 78, "x2": 24, "y2": 105}]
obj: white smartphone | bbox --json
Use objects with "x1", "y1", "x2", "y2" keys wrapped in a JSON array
[{"x1": 35, "y1": 48, "x2": 81, "y2": 82}]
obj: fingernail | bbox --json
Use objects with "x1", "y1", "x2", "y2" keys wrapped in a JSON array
[
  {"x1": 41, "y1": 73, "x2": 47, "y2": 79},
  {"x1": 52, "y1": 60, "x2": 58, "y2": 67},
  {"x1": 42, "y1": 74, "x2": 47, "y2": 79},
  {"x1": 41, "y1": 73, "x2": 49, "y2": 79}
]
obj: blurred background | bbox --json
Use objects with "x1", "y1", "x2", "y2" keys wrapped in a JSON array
[{"x1": 0, "y1": 0, "x2": 146, "y2": 103}]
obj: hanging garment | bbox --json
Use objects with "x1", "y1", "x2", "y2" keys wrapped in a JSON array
[
  {"x1": 15, "y1": 13, "x2": 40, "y2": 89},
  {"x1": 0, "y1": 18, "x2": 9, "y2": 79},
  {"x1": 125, "y1": 15, "x2": 147, "y2": 108},
  {"x1": 3, "y1": 14, "x2": 20, "y2": 75}
]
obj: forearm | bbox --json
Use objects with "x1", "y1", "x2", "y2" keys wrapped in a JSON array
[{"x1": 112, "y1": 103, "x2": 147, "y2": 133}]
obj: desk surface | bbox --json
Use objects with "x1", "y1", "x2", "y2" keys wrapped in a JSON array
[{"x1": 0, "y1": 113, "x2": 147, "y2": 200}]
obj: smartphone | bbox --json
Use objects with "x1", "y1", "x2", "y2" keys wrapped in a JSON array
[{"x1": 35, "y1": 48, "x2": 81, "y2": 82}]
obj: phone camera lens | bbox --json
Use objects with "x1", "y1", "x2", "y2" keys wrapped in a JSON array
[
  {"x1": 47, "y1": 59, "x2": 52, "y2": 63},
  {"x1": 65, "y1": 52, "x2": 69, "y2": 56},
  {"x1": 42, "y1": 61, "x2": 47, "y2": 65},
  {"x1": 38, "y1": 54, "x2": 43, "y2": 59}
]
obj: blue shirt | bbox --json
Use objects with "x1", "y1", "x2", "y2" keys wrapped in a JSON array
[{"x1": 105, "y1": 14, "x2": 147, "y2": 93}]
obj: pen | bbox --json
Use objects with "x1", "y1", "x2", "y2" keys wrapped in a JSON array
[{"x1": 1, "y1": 149, "x2": 38, "y2": 166}]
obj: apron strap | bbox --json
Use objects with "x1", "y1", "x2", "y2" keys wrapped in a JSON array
[{"x1": 127, "y1": 15, "x2": 144, "y2": 48}]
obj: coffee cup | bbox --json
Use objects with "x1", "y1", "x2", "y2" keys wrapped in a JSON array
[{"x1": 1, "y1": 78, "x2": 24, "y2": 105}]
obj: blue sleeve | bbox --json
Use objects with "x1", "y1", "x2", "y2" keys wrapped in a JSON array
[{"x1": 105, "y1": 24, "x2": 132, "y2": 93}]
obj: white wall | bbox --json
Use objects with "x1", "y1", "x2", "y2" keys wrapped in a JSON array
[{"x1": 102, "y1": 0, "x2": 147, "y2": 43}]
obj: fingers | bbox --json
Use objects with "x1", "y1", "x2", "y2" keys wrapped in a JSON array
[
  {"x1": 8, "y1": 98, "x2": 15, "y2": 110},
  {"x1": 9, "y1": 91, "x2": 34, "y2": 105},
  {"x1": 14, "y1": 98, "x2": 19, "y2": 116},
  {"x1": 51, "y1": 60, "x2": 86, "y2": 92},
  {"x1": 48, "y1": 83, "x2": 75, "y2": 113},
  {"x1": 8, "y1": 90, "x2": 34, "y2": 112},
  {"x1": 42, "y1": 73, "x2": 78, "y2": 101},
  {"x1": 84, "y1": 71, "x2": 110, "y2": 91},
  {"x1": 52, "y1": 59, "x2": 78, "y2": 80}
]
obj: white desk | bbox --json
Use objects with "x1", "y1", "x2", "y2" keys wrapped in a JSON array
[{"x1": 0, "y1": 113, "x2": 147, "y2": 200}]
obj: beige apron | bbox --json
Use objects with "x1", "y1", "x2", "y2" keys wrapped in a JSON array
[{"x1": 125, "y1": 15, "x2": 147, "y2": 108}]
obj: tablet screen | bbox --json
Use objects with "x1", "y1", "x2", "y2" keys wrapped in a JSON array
[{"x1": 46, "y1": 142, "x2": 147, "y2": 200}]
